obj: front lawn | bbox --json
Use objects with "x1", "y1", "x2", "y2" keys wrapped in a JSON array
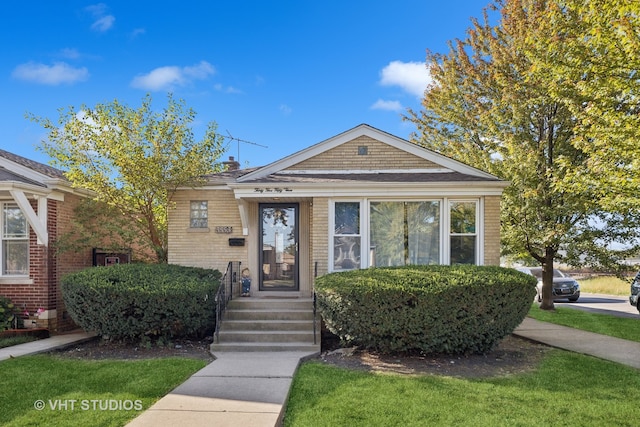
[
  {"x1": 284, "y1": 351, "x2": 640, "y2": 426},
  {"x1": 527, "y1": 304, "x2": 640, "y2": 342},
  {"x1": 0, "y1": 355, "x2": 205, "y2": 426}
]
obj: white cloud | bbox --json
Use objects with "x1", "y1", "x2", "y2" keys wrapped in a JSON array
[
  {"x1": 130, "y1": 61, "x2": 216, "y2": 91},
  {"x1": 279, "y1": 104, "x2": 292, "y2": 116},
  {"x1": 379, "y1": 61, "x2": 432, "y2": 97},
  {"x1": 214, "y1": 83, "x2": 243, "y2": 94},
  {"x1": 91, "y1": 15, "x2": 115, "y2": 32},
  {"x1": 12, "y1": 62, "x2": 89, "y2": 85},
  {"x1": 130, "y1": 28, "x2": 146, "y2": 38},
  {"x1": 85, "y1": 3, "x2": 114, "y2": 32},
  {"x1": 59, "y1": 48, "x2": 81, "y2": 59},
  {"x1": 370, "y1": 99, "x2": 403, "y2": 112}
]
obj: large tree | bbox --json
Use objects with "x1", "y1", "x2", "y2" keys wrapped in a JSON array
[
  {"x1": 532, "y1": 1, "x2": 640, "y2": 213},
  {"x1": 407, "y1": 0, "x2": 640, "y2": 309},
  {"x1": 29, "y1": 94, "x2": 225, "y2": 263}
]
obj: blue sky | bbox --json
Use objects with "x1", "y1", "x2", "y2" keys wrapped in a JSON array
[{"x1": 2, "y1": 1, "x2": 491, "y2": 169}]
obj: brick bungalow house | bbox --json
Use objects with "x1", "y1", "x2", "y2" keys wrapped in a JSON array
[
  {"x1": 0, "y1": 149, "x2": 97, "y2": 332},
  {"x1": 168, "y1": 124, "x2": 508, "y2": 297}
]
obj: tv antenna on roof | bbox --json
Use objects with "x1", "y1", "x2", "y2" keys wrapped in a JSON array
[{"x1": 225, "y1": 130, "x2": 268, "y2": 164}]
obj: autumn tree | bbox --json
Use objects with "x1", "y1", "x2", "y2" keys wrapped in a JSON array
[
  {"x1": 407, "y1": 0, "x2": 640, "y2": 309},
  {"x1": 29, "y1": 94, "x2": 225, "y2": 263},
  {"x1": 532, "y1": 1, "x2": 640, "y2": 216}
]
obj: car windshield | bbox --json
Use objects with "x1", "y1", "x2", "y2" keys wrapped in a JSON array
[{"x1": 528, "y1": 268, "x2": 565, "y2": 279}]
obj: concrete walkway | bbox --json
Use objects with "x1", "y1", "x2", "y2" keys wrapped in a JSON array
[
  {"x1": 3, "y1": 315, "x2": 640, "y2": 426},
  {"x1": 0, "y1": 330, "x2": 96, "y2": 361},
  {"x1": 125, "y1": 351, "x2": 317, "y2": 427},
  {"x1": 513, "y1": 316, "x2": 640, "y2": 369}
]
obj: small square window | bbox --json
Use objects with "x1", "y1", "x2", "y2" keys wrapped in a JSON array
[
  {"x1": 190, "y1": 201, "x2": 208, "y2": 228},
  {"x1": 358, "y1": 146, "x2": 368, "y2": 155}
]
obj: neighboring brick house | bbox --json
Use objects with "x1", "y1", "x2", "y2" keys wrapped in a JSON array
[
  {"x1": 0, "y1": 149, "x2": 96, "y2": 332},
  {"x1": 168, "y1": 124, "x2": 508, "y2": 298}
]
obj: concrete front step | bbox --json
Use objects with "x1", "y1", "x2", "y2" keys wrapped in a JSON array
[
  {"x1": 210, "y1": 342, "x2": 320, "y2": 352},
  {"x1": 219, "y1": 330, "x2": 316, "y2": 343},
  {"x1": 212, "y1": 297, "x2": 320, "y2": 353},
  {"x1": 222, "y1": 319, "x2": 315, "y2": 331}
]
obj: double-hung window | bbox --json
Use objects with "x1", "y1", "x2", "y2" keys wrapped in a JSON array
[
  {"x1": 2, "y1": 203, "x2": 28, "y2": 275},
  {"x1": 449, "y1": 201, "x2": 477, "y2": 264},
  {"x1": 332, "y1": 202, "x2": 361, "y2": 270}
]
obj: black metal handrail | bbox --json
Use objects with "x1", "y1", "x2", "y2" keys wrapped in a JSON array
[
  {"x1": 214, "y1": 261, "x2": 241, "y2": 344},
  {"x1": 313, "y1": 261, "x2": 318, "y2": 345}
]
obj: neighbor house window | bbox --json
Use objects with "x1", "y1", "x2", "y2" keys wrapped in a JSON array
[
  {"x1": 190, "y1": 201, "x2": 208, "y2": 228},
  {"x1": 449, "y1": 201, "x2": 477, "y2": 264},
  {"x1": 370, "y1": 201, "x2": 440, "y2": 267},
  {"x1": 333, "y1": 202, "x2": 361, "y2": 270},
  {"x1": 2, "y1": 203, "x2": 28, "y2": 275}
]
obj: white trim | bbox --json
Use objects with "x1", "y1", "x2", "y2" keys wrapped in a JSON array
[
  {"x1": 9, "y1": 190, "x2": 48, "y2": 245},
  {"x1": 238, "y1": 124, "x2": 500, "y2": 182},
  {"x1": 231, "y1": 182, "x2": 507, "y2": 199},
  {"x1": 278, "y1": 168, "x2": 453, "y2": 175}
]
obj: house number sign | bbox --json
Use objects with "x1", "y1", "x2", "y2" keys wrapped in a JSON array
[{"x1": 215, "y1": 226, "x2": 233, "y2": 234}]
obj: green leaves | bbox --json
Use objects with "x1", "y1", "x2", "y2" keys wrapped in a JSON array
[
  {"x1": 315, "y1": 265, "x2": 536, "y2": 354},
  {"x1": 61, "y1": 264, "x2": 221, "y2": 341},
  {"x1": 28, "y1": 94, "x2": 225, "y2": 263}
]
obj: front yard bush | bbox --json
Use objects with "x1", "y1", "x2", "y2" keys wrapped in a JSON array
[
  {"x1": 62, "y1": 263, "x2": 221, "y2": 342},
  {"x1": 315, "y1": 265, "x2": 536, "y2": 354}
]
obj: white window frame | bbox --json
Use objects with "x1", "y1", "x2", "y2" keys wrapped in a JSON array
[
  {"x1": 1, "y1": 202, "x2": 29, "y2": 277},
  {"x1": 446, "y1": 199, "x2": 482, "y2": 265},
  {"x1": 329, "y1": 197, "x2": 484, "y2": 271},
  {"x1": 329, "y1": 200, "x2": 365, "y2": 272}
]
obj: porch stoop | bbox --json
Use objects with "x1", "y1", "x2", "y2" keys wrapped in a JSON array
[{"x1": 210, "y1": 298, "x2": 321, "y2": 353}]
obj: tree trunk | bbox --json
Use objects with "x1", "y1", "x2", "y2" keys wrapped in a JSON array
[{"x1": 539, "y1": 247, "x2": 555, "y2": 310}]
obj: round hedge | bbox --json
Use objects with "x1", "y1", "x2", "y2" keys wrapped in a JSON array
[
  {"x1": 315, "y1": 265, "x2": 536, "y2": 354},
  {"x1": 61, "y1": 263, "x2": 221, "y2": 341}
]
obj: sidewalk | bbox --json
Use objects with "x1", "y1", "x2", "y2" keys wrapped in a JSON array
[
  {"x1": 0, "y1": 330, "x2": 96, "y2": 361},
  {"x1": 513, "y1": 317, "x2": 640, "y2": 369},
  {"x1": 125, "y1": 351, "x2": 318, "y2": 427},
  {"x1": 2, "y1": 318, "x2": 639, "y2": 427}
]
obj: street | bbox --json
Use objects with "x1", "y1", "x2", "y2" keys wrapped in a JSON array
[{"x1": 555, "y1": 293, "x2": 639, "y2": 318}]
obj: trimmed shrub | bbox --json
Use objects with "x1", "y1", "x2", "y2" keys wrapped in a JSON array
[
  {"x1": 61, "y1": 263, "x2": 221, "y2": 341},
  {"x1": 0, "y1": 296, "x2": 17, "y2": 330},
  {"x1": 315, "y1": 265, "x2": 536, "y2": 354}
]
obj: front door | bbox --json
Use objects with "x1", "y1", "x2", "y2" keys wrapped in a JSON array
[{"x1": 259, "y1": 203, "x2": 299, "y2": 291}]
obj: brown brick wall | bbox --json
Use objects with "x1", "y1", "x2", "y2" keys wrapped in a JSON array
[{"x1": 288, "y1": 136, "x2": 440, "y2": 171}]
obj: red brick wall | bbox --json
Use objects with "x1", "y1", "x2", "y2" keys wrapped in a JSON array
[{"x1": 0, "y1": 195, "x2": 94, "y2": 333}]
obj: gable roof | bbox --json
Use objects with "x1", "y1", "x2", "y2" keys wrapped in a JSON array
[
  {"x1": 0, "y1": 149, "x2": 65, "y2": 180},
  {"x1": 234, "y1": 124, "x2": 501, "y2": 184}
]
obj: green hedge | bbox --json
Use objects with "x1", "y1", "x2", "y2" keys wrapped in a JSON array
[
  {"x1": 315, "y1": 265, "x2": 536, "y2": 354},
  {"x1": 0, "y1": 296, "x2": 17, "y2": 330},
  {"x1": 61, "y1": 264, "x2": 221, "y2": 341}
]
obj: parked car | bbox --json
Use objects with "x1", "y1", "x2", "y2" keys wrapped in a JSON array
[
  {"x1": 629, "y1": 272, "x2": 640, "y2": 313},
  {"x1": 516, "y1": 267, "x2": 580, "y2": 302}
]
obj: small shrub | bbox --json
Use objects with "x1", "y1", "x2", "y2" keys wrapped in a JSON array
[
  {"x1": 61, "y1": 263, "x2": 221, "y2": 342},
  {"x1": 315, "y1": 265, "x2": 536, "y2": 354},
  {"x1": 0, "y1": 296, "x2": 17, "y2": 330}
]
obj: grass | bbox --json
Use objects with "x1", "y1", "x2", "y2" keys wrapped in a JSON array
[
  {"x1": 578, "y1": 275, "x2": 630, "y2": 296},
  {"x1": 0, "y1": 335, "x2": 38, "y2": 349},
  {"x1": 0, "y1": 355, "x2": 206, "y2": 426},
  {"x1": 527, "y1": 304, "x2": 640, "y2": 342},
  {"x1": 284, "y1": 352, "x2": 640, "y2": 427}
]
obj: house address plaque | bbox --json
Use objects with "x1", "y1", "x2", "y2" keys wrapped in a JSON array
[{"x1": 215, "y1": 226, "x2": 233, "y2": 234}]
